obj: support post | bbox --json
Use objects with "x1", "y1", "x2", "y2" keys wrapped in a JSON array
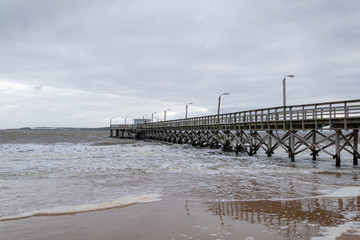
[
  {"x1": 354, "y1": 129, "x2": 359, "y2": 165},
  {"x1": 239, "y1": 131, "x2": 245, "y2": 153},
  {"x1": 335, "y1": 130, "x2": 341, "y2": 167},
  {"x1": 249, "y1": 131, "x2": 254, "y2": 156},
  {"x1": 290, "y1": 131, "x2": 295, "y2": 162},
  {"x1": 253, "y1": 131, "x2": 258, "y2": 155},
  {"x1": 267, "y1": 131, "x2": 272, "y2": 157},
  {"x1": 235, "y1": 136, "x2": 240, "y2": 156},
  {"x1": 312, "y1": 130, "x2": 317, "y2": 160},
  {"x1": 110, "y1": 129, "x2": 113, "y2": 138}
]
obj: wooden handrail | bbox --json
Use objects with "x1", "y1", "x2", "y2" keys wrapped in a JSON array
[{"x1": 111, "y1": 99, "x2": 360, "y2": 130}]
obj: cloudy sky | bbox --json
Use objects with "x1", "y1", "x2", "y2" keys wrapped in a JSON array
[{"x1": 1, "y1": 0, "x2": 359, "y2": 128}]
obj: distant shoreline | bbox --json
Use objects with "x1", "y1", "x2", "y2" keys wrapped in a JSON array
[{"x1": 3, "y1": 127, "x2": 109, "y2": 131}]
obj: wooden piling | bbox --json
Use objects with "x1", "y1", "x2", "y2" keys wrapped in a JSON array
[
  {"x1": 267, "y1": 131, "x2": 272, "y2": 157},
  {"x1": 335, "y1": 130, "x2": 341, "y2": 166},
  {"x1": 312, "y1": 130, "x2": 317, "y2": 161},
  {"x1": 290, "y1": 131, "x2": 295, "y2": 162},
  {"x1": 354, "y1": 129, "x2": 359, "y2": 165},
  {"x1": 249, "y1": 130, "x2": 254, "y2": 155}
]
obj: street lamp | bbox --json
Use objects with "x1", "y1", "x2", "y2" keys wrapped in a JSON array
[
  {"x1": 151, "y1": 112, "x2": 157, "y2": 123},
  {"x1": 164, "y1": 108, "x2": 170, "y2": 121},
  {"x1": 125, "y1": 116, "x2": 129, "y2": 125},
  {"x1": 283, "y1": 74, "x2": 295, "y2": 107},
  {"x1": 218, "y1": 93, "x2": 230, "y2": 115},
  {"x1": 185, "y1": 103, "x2": 193, "y2": 119}
]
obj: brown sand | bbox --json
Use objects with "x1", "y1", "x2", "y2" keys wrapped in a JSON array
[
  {"x1": 1, "y1": 199, "x2": 359, "y2": 240},
  {"x1": 0, "y1": 200, "x2": 282, "y2": 240}
]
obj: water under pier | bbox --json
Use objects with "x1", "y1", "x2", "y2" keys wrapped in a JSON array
[{"x1": 110, "y1": 99, "x2": 360, "y2": 166}]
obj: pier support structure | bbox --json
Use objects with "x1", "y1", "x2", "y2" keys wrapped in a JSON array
[{"x1": 142, "y1": 129, "x2": 360, "y2": 166}]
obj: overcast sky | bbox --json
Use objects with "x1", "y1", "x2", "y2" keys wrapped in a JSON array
[{"x1": 1, "y1": 0, "x2": 359, "y2": 128}]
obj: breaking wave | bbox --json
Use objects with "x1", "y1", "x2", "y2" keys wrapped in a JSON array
[{"x1": 0, "y1": 194, "x2": 160, "y2": 221}]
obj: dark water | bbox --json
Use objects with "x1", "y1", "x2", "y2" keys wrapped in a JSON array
[{"x1": 0, "y1": 130, "x2": 359, "y2": 239}]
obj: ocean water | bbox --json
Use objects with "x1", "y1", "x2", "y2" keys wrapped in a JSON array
[{"x1": 0, "y1": 130, "x2": 360, "y2": 239}]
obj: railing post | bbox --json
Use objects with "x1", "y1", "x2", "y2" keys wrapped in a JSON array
[
  {"x1": 329, "y1": 103, "x2": 333, "y2": 130},
  {"x1": 275, "y1": 108, "x2": 278, "y2": 131},
  {"x1": 302, "y1": 105, "x2": 305, "y2": 131},
  {"x1": 315, "y1": 104, "x2": 318, "y2": 130},
  {"x1": 290, "y1": 106, "x2": 293, "y2": 131},
  {"x1": 283, "y1": 107, "x2": 286, "y2": 131},
  {"x1": 344, "y1": 102, "x2": 348, "y2": 130}
]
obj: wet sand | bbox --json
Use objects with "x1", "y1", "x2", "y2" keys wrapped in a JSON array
[
  {"x1": 1, "y1": 199, "x2": 359, "y2": 240},
  {"x1": 1, "y1": 200, "x2": 281, "y2": 240}
]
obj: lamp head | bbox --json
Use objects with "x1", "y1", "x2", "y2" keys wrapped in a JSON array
[{"x1": 287, "y1": 75, "x2": 295, "y2": 78}]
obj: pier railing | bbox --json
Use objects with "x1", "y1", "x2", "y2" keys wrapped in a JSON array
[
  {"x1": 110, "y1": 124, "x2": 136, "y2": 129},
  {"x1": 139, "y1": 99, "x2": 360, "y2": 131}
]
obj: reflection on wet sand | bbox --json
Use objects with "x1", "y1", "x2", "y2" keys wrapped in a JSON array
[{"x1": 205, "y1": 196, "x2": 360, "y2": 239}]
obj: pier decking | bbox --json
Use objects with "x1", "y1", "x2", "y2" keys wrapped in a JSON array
[{"x1": 110, "y1": 99, "x2": 360, "y2": 166}]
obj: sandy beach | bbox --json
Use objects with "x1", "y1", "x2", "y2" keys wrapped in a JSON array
[
  {"x1": 2, "y1": 199, "x2": 359, "y2": 240},
  {"x1": 1, "y1": 200, "x2": 282, "y2": 240}
]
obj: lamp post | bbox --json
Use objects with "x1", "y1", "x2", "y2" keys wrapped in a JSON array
[
  {"x1": 217, "y1": 93, "x2": 230, "y2": 115},
  {"x1": 151, "y1": 112, "x2": 157, "y2": 123},
  {"x1": 283, "y1": 74, "x2": 295, "y2": 107},
  {"x1": 185, "y1": 103, "x2": 193, "y2": 119},
  {"x1": 125, "y1": 116, "x2": 129, "y2": 125},
  {"x1": 164, "y1": 108, "x2": 170, "y2": 121}
]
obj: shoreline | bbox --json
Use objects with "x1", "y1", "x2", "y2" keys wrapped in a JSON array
[
  {"x1": 0, "y1": 199, "x2": 281, "y2": 240},
  {"x1": 1, "y1": 199, "x2": 359, "y2": 240}
]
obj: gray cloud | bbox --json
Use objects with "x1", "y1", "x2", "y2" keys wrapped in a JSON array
[{"x1": 1, "y1": 0, "x2": 360, "y2": 128}]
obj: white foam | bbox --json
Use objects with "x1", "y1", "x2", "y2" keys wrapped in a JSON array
[
  {"x1": 0, "y1": 194, "x2": 160, "y2": 221},
  {"x1": 311, "y1": 221, "x2": 360, "y2": 240},
  {"x1": 321, "y1": 187, "x2": 360, "y2": 198}
]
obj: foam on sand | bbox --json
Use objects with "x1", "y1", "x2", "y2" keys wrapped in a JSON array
[
  {"x1": 311, "y1": 221, "x2": 360, "y2": 240},
  {"x1": 311, "y1": 187, "x2": 360, "y2": 240},
  {"x1": 321, "y1": 186, "x2": 360, "y2": 198},
  {"x1": 0, "y1": 194, "x2": 160, "y2": 221}
]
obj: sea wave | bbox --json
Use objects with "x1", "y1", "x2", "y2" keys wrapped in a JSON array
[
  {"x1": 320, "y1": 187, "x2": 360, "y2": 198},
  {"x1": 0, "y1": 194, "x2": 160, "y2": 221}
]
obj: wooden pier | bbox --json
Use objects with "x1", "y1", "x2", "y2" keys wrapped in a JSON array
[{"x1": 110, "y1": 99, "x2": 360, "y2": 166}]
